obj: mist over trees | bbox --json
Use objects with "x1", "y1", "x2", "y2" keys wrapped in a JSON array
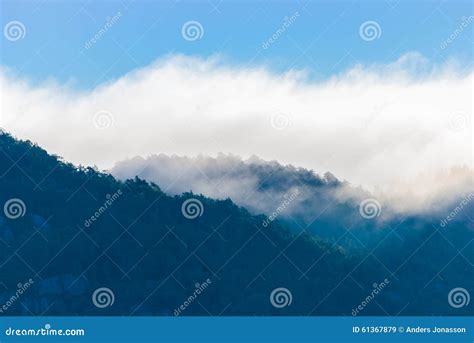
[{"x1": 0, "y1": 132, "x2": 472, "y2": 316}]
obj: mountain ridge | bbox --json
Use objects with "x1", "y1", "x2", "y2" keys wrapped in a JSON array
[{"x1": 0, "y1": 131, "x2": 472, "y2": 316}]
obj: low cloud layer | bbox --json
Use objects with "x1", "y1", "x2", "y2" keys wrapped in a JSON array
[
  {"x1": 111, "y1": 154, "x2": 473, "y2": 217},
  {"x1": 1, "y1": 53, "x2": 472, "y2": 213},
  {"x1": 112, "y1": 154, "x2": 343, "y2": 220}
]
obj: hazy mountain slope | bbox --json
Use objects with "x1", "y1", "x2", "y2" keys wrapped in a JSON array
[
  {"x1": 110, "y1": 153, "x2": 474, "y2": 316},
  {"x1": 111, "y1": 154, "x2": 474, "y2": 252},
  {"x1": 0, "y1": 132, "x2": 472, "y2": 316},
  {"x1": 111, "y1": 155, "x2": 367, "y2": 247},
  {"x1": 0, "y1": 132, "x2": 365, "y2": 315},
  {"x1": 111, "y1": 154, "x2": 351, "y2": 219}
]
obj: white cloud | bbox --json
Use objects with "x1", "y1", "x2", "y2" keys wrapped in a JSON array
[{"x1": 0, "y1": 53, "x2": 472, "y2": 213}]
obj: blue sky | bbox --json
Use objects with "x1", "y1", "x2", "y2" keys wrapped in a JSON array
[
  {"x1": 0, "y1": 1, "x2": 472, "y2": 210},
  {"x1": 1, "y1": 0, "x2": 473, "y2": 88}
]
